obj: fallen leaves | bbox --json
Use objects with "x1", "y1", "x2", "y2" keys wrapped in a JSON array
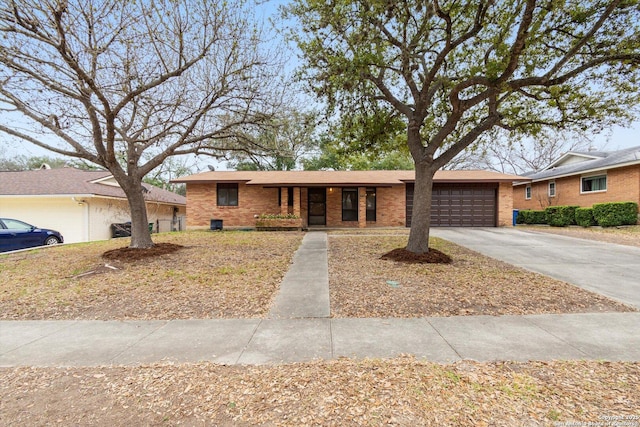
[
  {"x1": 0, "y1": 231, "x2": 304, "y2": 320},
  {"x1": 328, "y1": 234, "x2": 635, "y2": 317},
  {"x1": 1, "y1": 358, "x2": 638, "y2": 426}
]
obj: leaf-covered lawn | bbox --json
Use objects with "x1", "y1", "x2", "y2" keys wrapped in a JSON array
[
  {"x1": 2, "y1": 358, "x2": 638, "y2": 426},
  {"x1": 0, "y1": 231, "x2": 304, "y2": 320},
  {"x1": 328, "y1": 235, "x2": 634, "y2": 317},
  {"x1": 1, "y1": 230, "x2": 633, "y2": 320}
]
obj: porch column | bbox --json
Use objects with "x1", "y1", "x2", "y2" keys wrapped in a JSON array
[
  {"x1": 358, "y1": 187, "x2": 367, "y2": 228},
  {"x1": 280, "y1": 187, "x2": 289, "y2": 216},
  {"x1": 292, "y1": 187, "x2": 301, "y2": 217}
]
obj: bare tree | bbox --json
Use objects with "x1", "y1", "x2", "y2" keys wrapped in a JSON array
[
  {"x1": 0, "y1": 0, "x2": 284, "y2": 248},
  {"x1": 226, "y1": 110, "x2": 320, "y2": 171},
  {"x1": 461, "y1": 130, "x2": 599, "y2": 175}
]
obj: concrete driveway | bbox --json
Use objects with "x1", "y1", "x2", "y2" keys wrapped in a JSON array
[{"x1": 430, "y1": 227, "x2": 640, "y2": 309}]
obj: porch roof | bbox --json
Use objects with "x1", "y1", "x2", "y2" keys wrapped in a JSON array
[{"x1": 173, "y1": 170, "x2": 525, "y2": 186}]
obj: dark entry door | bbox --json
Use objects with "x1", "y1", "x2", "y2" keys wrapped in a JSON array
[{"x1": 308, "y1": 187, "x2": 326, "y2": 225}]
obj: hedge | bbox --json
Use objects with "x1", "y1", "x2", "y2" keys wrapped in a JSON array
[
  {"x1": 575, "y1": 208, "x2": 597, "y2": 227},
  {"x1": 517, "y1": 202, "x2": 638, "y2": 227},
  {"x1": 545, "y1": 205, "x2": 580, "y2": 227},
  {"x1": 517, "y1": 210, "x2": 547, "y2": 225},
  {"x1": 592, "y1": 202, "x2": 639, "y2": 227}
]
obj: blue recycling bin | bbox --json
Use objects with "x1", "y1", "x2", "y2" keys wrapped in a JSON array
[{"x1": 512, "y1": 210, "x2": 519, "y2": 226}]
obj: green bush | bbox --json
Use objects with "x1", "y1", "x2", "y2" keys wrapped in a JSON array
[
  {"x1": 575, "y1": 208, "x2": 597, "y2": 227},
  {"x1": 518, "y1": 210, "x2": 547, "y2": 225},
  {"x1": 592, "y1": 202, "x2": 639, "y2": 227},
  {"x1": 545, "y1": 205, "x2": 579, "y2": 227}
]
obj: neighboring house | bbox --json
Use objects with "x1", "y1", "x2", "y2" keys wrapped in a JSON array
[
  {"x1": 173, "y1": 170, "x2": 524, "y2": 229},
  {"x1": 0, "y1": 167, "x2": 186, "y2": 244},
  {"x1": 513, "y1": 146, "x2": 640, "y2": 211}
]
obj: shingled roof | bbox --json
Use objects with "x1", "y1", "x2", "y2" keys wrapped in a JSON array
[
  {"x1": 173, "y1": 169, "x2": 525, "y2": 186},
  {"x1": 0, "y1": 167, "x2": 186, "y2": 205},
  {"x1": 518, "y1": 145, "x2": 640, "y2": 184}
]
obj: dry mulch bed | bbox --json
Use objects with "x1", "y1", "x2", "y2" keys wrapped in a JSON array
[
  {"x1": 102, "y1": 242, "x2": 184, "y2": 261},
  {"x1": 328, "y1": 235, "x2": 634, "y2": 317},
  {"x1": 381, "y1": 247, "x2": 452, "y2": 264},
  {"x1": 1, "y1": 358, "x2": 638, "y2": 426}
]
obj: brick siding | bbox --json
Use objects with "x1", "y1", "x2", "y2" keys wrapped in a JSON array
[
  {"x1": 497, "y1": 181, "x2": 514, "y2": 226},
  {"x1": 513, "y1": 165, "x2": 640, "y2": 211},
  {"x1": 187, "y1": 181, "x2": 514, "y2": 229},
  {"x1": 186, "y1": 183, "x2": 279, "y2": 228}
]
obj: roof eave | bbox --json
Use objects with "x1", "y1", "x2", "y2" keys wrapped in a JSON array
[
  {"x1": 171, "y1": 178, "x2": 252, "y2": 184},
  {"x1": 543, "y1": 151, "x2": 602, "y2": 170},
  {"x1": 516, "y1": 159, "x2": 640, "y2": 184}
]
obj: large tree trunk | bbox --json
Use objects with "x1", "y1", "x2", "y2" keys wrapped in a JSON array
[
  {"x1": 120, "y1": 180, "x2": 154, "y2": 249},
  {"x1": 406, "y1": 160, "x2": 436, "y2": 253}
]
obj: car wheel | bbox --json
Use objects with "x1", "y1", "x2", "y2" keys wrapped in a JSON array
[{"x1": 44, "y1": 236, "x2": 60, "y2": 246}]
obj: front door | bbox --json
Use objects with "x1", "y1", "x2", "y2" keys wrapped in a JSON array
[{"x1": 308, "y1": 187, "x2": 326, "y2": 225}]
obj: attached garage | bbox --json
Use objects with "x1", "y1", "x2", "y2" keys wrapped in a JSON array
[{"x1": 405, "y1": 183, "x2": 497, "y2": 227}]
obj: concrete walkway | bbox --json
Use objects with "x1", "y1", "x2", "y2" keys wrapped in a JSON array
[
  {"x1": 1, "y1": 230, "x2": 639, "y2": 367},
  {"x1": 268, "y1": 232, "x2": 330, "y2": 319}
]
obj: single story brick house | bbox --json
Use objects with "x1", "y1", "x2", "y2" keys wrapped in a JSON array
[
  {"x1": 513, "y1": 145, "x2": 640, "y2": 211},
  {"x1": 173, "y1": 170, "x2": 524, "y2": 229},
  {"x1": 0, "y1": 167, "x2": 186, "y2": 244}
]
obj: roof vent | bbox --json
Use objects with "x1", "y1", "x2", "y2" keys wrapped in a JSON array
[{"x1": 40, "y1": 163, "x2": 51, "y2": 170}]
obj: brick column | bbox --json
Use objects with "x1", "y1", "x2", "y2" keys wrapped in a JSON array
[
  {"x1": 280, "y1": 187, "x2": 288, "y2": 216},
  {"x1": 292, "y1": 187, "x2": 301, "y2": 217},
  {"x1": 497, "y1": 182, "x2": 514, "y2": 226},
  {"x1": 358, "y1": 187, "x2": 367, "y2": 228}
]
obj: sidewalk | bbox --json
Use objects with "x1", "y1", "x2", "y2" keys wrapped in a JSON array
[
  {"x1": 2, "y1": 313, "x2": 639, "y2": 367},
  {"x1": 1, "y1": 232, "x2": 639, "y2": 367}
]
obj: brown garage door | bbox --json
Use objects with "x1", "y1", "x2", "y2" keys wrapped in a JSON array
[{"x1": 406, "y1": 183, "x2": 497, "y2": 227}]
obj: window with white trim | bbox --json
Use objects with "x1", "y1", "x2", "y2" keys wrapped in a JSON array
[
  {"x1": 525, "y1": 185, "x2": 531, "y2": 200},
  {"x1": 548, "y1": 181, "x2": 556, "y2": 197},
  {"x1": 581, "y1": 175, "x2": 607, "y2": 193}
]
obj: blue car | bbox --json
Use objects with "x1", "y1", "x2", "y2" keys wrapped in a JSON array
[{"x1": 0, "y1": 218, "x2": 64, "y2": 253}]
